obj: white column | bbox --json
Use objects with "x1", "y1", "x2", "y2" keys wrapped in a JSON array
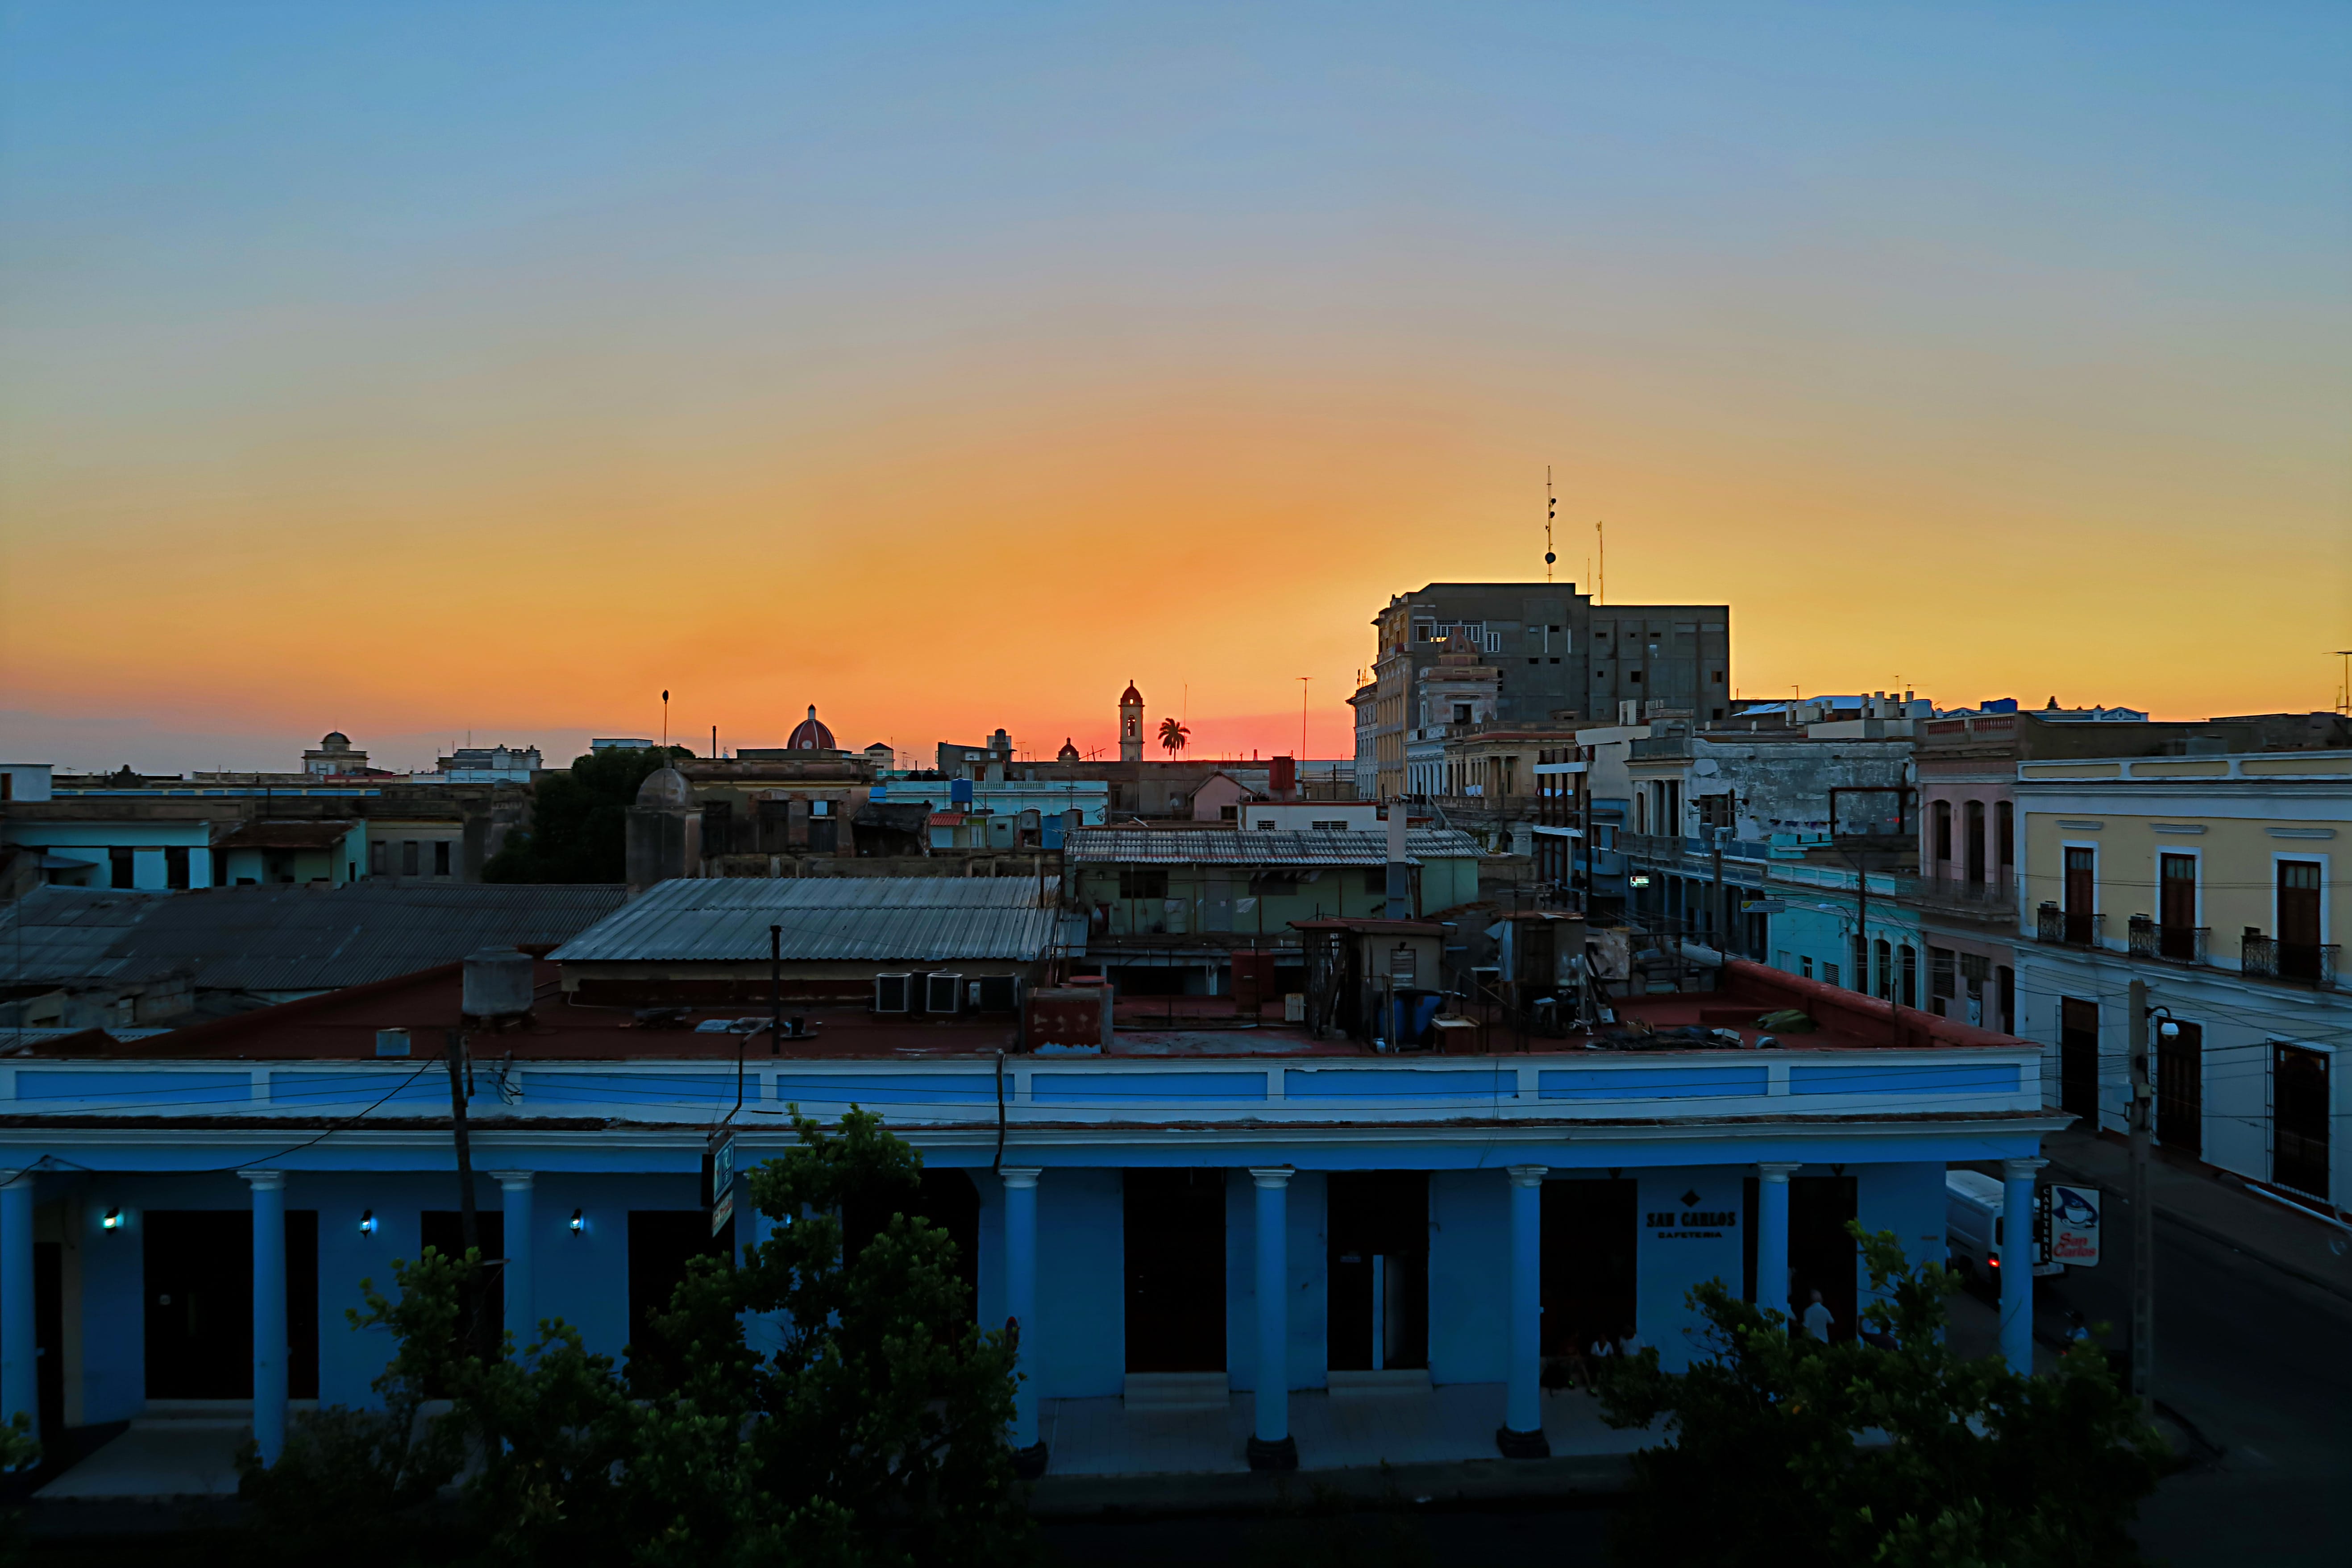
[
  {"x1": 1247, "y1": 1168, "x2": 1297, "y2": 1471},
  {"x1": 244, "y1": 1171, "x2": 288, "y2": 1465},
  {"x1": 1756, "y1": 1162, "x2": 1799, "y2": 1315},
  {"x1": 1000, "y1": 1169, "x2": 1045, "y2": 1475},
  {"x1": 0, "y1": 1174, "x2": 34, "y2": 1440},
  {"x1": 2000, "y1": 1157, "x2": 2047, "y2": 1373},
  {"x1": 1497, "y1": 1165, "x2": 1550, "y2": 1457},
  {"x1": 493, "y1": 1172, "x2": 534, "y2": 1352}
]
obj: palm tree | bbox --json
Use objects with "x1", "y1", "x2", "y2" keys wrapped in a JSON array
[{"x1": 1157, "y1": 717, "x2": 1189, "y2": 759}]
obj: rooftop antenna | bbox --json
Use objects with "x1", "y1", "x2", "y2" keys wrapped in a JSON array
[
  {"x1": 1595, "y1": 519, "x2": 1605, "y2": 604},
  {"x1": 1298, "y1": 676, "x2": 1312, "y2": 764},
  {"x1": 1543, "y1": 467, "x2": 1557, "y2": 584},
  {"x1": 2335, "y1": 651, "x2": 2352, "y2": 716}
]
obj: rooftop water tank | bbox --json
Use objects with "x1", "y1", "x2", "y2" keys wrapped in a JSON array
[{"x1": 463, "y1": 947, "x2": 535, "y2": 1020}]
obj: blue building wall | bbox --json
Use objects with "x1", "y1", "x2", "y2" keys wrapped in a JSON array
[
  {"x1": 46, "y1": 1154, "x2": 1966, "y2": 1422},
  {"x1": 1855, "y1": 1159, "x2": 1946, "y2": 1315},
  {"x1": 1031, "y1": 1168, "x2": 1124, "y2": 1399},
  {"x1": 1428, "y1": 1170, "x2": 1508, "y2": 1385},
  {"x1": 1634, "y1": 1166, "x2": 1746, "y2": 1372}
]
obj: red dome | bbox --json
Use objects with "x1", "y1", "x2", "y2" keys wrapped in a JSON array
[
  {"x1": 1119, "y1": 682, "x2": 1144, "y2": 707},
  {"x1": 787, "y1": 704, "x2": 836, "y2": 751}
]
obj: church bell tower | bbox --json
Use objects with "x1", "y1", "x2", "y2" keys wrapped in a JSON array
[{"x1": 1118, "y1": 682, "x2": 1145, "y2": 763}]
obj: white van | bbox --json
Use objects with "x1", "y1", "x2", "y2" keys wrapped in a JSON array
[{"x1": 1945, "y1": 1169, "x2": 2061, "y2": 1282}]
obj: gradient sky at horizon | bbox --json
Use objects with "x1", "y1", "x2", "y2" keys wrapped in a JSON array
[{"x1": 4, "y1": 1, "x2": 2348, "y2": 773}]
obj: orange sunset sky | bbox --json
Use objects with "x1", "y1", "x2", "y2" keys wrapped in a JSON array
[{"x1": 4, "y1": 5, "x2": 2347, "y2": 773}]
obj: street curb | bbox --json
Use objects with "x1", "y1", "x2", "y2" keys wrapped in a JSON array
[
  {"x1": 2040, "y1": 1157, "x2": 2352, "y2": 1307},
  {"x1": 1026, "y1": 1452, "x2": 1634, "y2": 1519}
]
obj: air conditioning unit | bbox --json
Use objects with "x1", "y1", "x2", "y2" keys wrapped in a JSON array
[
  {"x1": 977, "y1": 975, "x2": 1018, "y2": 1014},
  {"x1": 926, "y1": 972, "x2": 964, "y2": 1013},
  {"x1": 874, "y1": 973, "x2": 911, "y2": 1013}
]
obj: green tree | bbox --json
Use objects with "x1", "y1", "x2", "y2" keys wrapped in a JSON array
[
  {"x1": 1592, "y1": 1225, "x2": 2167, "y2": 1568},
  {"x1": 482, "y1": 745, "x2": 692, "y2": 883},
  {"x1": 239, "y1": 1111, "x2": 1034, "y2": 1568}
]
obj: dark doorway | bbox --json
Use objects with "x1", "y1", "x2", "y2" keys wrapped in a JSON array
[
  {"x1": 421, "y1": 1211, "x2": 505, "y2": 1365},
  {"x1": 34, "y1": 1242, "x2": 62, "y2": 1439},
  {"x1": 626, "y1": 1211, "x2": 733, "y2": 1371},
  {"x1": 844, "y1": 1169, "x2": 982, "y2": 1325},
  {"x1": 1123, "y1": 1169, "x2": 1226, "y2": 1373},
  {"x1": 2157, "y1": 1020, "x2": 2204, "y2": 1157},
  {"x1": 1327, "y1": 1172, "x2": 1429, "y2": 1371},
  {"x1": 143, "y1": 1211, "x2": 318, "y2": 1400},
  {"x1": 1789, "y1": 1176, "x2": 1858, "y2": 1342},
  {"x1": 2274, "y1": 1046, "x2": 2330, "y2": 1198},
  {"x1": 2060, "y1": 997, "x2": 2100, "y2": 1124},
  {"x1": 1541, "y1": 1178, "x2": 1637, "y2": 1356}
]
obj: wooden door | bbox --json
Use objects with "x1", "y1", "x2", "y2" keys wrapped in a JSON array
[
  {"x1": 2277, "y1": 861, "x2": 2323, "y2": 980},
  {"x1": 2159, "y1": 855, "x2": 2198, "y2": 959},
  {"x1": 144, "y1": 1212, "x2": 251, "y2": 1399},
  {"x1": 2060, "y1": 997, "x2": 2100, "y2": 1124},
  {"x1": 2157, "y1": 1020, "x2": 2203, "y2": 1157},
  {"x1": 1965, "y1": 801, "x2": 1986, "y2": 884},
  {"x1": 2063, "y1": 848, "x2": 2096, "y2": 944}
]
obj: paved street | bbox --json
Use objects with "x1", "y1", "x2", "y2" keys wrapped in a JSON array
[{"x1": 2032, "y1": 1152, "x2": 2352, "y2": 1567}]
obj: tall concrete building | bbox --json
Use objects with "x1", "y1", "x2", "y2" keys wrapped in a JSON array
[{"x1": 1369, "y1": 583, "x2": 1731, "y2": 800}]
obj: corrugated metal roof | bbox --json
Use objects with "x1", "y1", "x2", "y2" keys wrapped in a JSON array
[
  {"x1": 0, "y1": 883, "x2": 627, "y2": 992},
  {"x1": 550, "y1": 877, "x2": 1059, "y2": 964},
  {"x1": 1064, "y1": 828, "x2": 1482, "y2": 867}
]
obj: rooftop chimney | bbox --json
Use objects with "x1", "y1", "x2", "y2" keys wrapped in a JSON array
[{"x1": 1384, "y1": 806, "x2": 1411, "y2": 919}]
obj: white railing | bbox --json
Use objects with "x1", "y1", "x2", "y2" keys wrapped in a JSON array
[{"x1": 0, "y1": 1049, "x2": 2042, "y2": 1130}]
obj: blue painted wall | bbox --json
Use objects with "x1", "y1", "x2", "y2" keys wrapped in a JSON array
[
  {"x1": 1633, "y1": 1166, "x2": 1747, "y2": 1372},
  {"x1": 1854, "y1": 1160, "x2": 1946, "y2": 1321},
  {"x1": 1032, "y1": 1168, "x2": 1124, "y2": 1398},
  {"x1": 1427, "y1": 1169, "x2": 1508, "y2": 1385}
]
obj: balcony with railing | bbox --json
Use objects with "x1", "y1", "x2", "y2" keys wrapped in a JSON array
[
  {"x1": 2036, "y1": 902, "x2": 2103, "y2": 948},
  {"x1": 2126, "y1": 915, "x2": 2209, "y2": 966},
  {"x1": 2241, "y1": 933, "x2": 2340, "y2": 988},
  {"x1": 1911, "y1": 870, "x2": 2016, "y2": 920}
]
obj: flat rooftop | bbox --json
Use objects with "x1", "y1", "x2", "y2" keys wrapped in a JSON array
[{"x1": 9, "y1": 957, "x2": 2019, "y2": 1064}]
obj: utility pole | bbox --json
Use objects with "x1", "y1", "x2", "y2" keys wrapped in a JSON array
[
  {"x1": 769, "y1": 924, "x2": 783, "y2": 1057},
  {"x1": 445, "y1": 1027, "x2": 478, "y2": 1253},
  {"x1": 2128, "y1": 978, "x2": 2154, "y2": 1417},
  {"x1": 1711, "y1": 835, "x2": 1725, "y2": 955}
]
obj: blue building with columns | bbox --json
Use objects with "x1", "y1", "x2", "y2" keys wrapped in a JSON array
[{"x1": 0, "y1": 888, "x2": 2062, "y2": 1481}]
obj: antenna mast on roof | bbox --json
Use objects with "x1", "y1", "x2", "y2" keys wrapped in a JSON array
[
  {"x1": 1543, "y1": 467, "x2": 1556, "y2": 584},
  {"x1": 1595, "y1": 520, "x2": 1604, "y2": 604},
  {"x1": 2335, "y1": 650, "x2": 2352, "y2": 716}
]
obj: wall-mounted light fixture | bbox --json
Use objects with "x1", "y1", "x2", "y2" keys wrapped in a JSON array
[
  {"x1": 101, "y1": 1207, "x2": 122, "y2": 1231},
  {"x1": 358, "y1": 1209, "x2": 378, "y2": 1235},
  {"x1": 569, "y1": 1208, "x2": 585, "y2": 1234}
]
